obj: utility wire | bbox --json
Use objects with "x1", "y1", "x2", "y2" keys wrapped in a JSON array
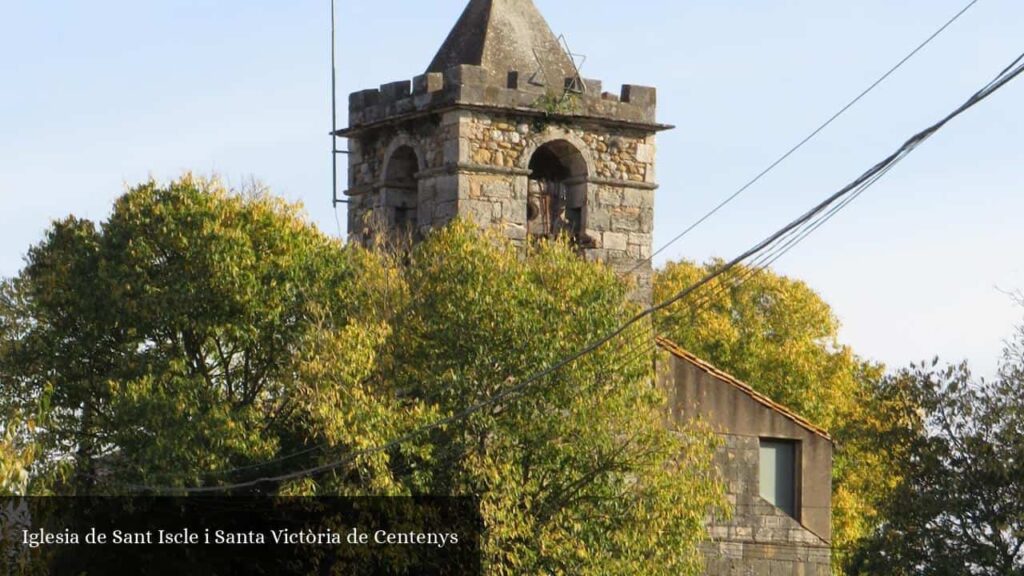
[
  {"x1": 638, "y1": 0, "x2": 981, "y2": 271},
  {"x1": 131, "y1": 48, "x2": 1024, "y2": 495}
]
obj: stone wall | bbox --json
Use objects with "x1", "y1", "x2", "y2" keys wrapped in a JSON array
[
  {"x1": 657, "y1": 342, "x2": 834, "y2": 575},
  {"x1": 342, "y1": 60, "x2": 669, "y2": 303},
  {"x1": 345, "y1": 103, "x2": 659, "y2": 301},
  {"x1": 703, "y1": 434, "x2": 832, "y2": 576}
]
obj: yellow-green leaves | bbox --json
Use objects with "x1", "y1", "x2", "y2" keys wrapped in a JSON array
[
  {"x1": 0, "y1": 413, "x2": 35, "y2": 496},
  {"x1": 2, "y1": 178, "x2": 726, "y2": 574},
  {"x1": 385, "y1": 224, "x2": 725, "y2": 575}
]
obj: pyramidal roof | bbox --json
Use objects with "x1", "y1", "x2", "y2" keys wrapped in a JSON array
[{"x1": 427, "y1": 0, "x2": 577, "y2": 88}]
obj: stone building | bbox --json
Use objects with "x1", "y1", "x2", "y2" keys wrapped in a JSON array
[
  {"x1": 339, "y1": 0, "x2": 667, "y2": 302},
  {"x1": 339, "y1": 1, "x2": 833, "y2": 573},
  {"x1": 659, "y1": 338, "x2": 834, "y2": 575}
]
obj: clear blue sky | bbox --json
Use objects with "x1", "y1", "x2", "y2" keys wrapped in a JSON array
[{"x1": 2, "y1": 0, "x2": 1022, "y2": 377}]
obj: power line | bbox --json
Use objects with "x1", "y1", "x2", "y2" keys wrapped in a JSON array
[
  {"x1": 638, "y1": 0, "x2": 982, "y2": 271},
  {"x1": 130, "y1": 48, "x2": 1024, "y2": 494}
]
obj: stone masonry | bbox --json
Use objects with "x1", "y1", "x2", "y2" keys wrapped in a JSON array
[
  {"x1": 339, "y1": 0, "x2": 670, "y2": 303},
  {"x1": 659, "y1": 339, "x2": 834, "y2": 575},
  {"x1": 703, "y1": 434, "x2": 832, "y2": 576}
]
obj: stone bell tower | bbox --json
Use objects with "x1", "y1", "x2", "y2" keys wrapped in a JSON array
[{"x1": 338, "y1": 0, "x2": 671, "y2": 302}]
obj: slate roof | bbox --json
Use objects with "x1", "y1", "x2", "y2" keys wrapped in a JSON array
[
  {"x1": 656, "y1": 337, "x2": 833, "y2": 442},
  {"x1": 427, "y1": 0, "x2": 577, "y2": 88}
]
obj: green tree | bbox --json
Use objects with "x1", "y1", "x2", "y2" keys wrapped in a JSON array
[
  {"x1": 380, "y1": 224, "x2": 725, "y2": 575},
  {"x1": 0, "y1": 175, "x2": 725, "y2": 574},
  {"x1": 653, "y1": 260, "x2": 897, "y2": 569},
  {"x1": 0, "y1": 279, "x2": 42, "y2": 497},
  {"x1": 0, "y1": 175, "x2": 414, "y2": 495},
  {"x1": 850, "y1": 326, "x2": 1024, "y2": 576}
]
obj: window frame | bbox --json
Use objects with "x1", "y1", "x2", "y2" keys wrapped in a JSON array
[{"x1": 758, "y1": 437, "x2": 801, "y2": 520}]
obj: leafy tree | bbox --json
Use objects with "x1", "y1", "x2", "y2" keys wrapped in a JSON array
[
  {"x1": 653, "y1": 260, "x2": 897, "y2": 569},
  {"x1": 0, "y1": 415, "x2": 34, "y2": 496},
  {"x1": 380, "y1": 224, "x2": 725, "y2": 575},
  {"x1": 0, "y1": 175, "x2": 416, "y2": 494},
  {"x1": 849, "y1": 326, "x2": 1024, "y2": 576},
  {"x1": 0, "y1": 175, "x2": 726, "y2": 574}
]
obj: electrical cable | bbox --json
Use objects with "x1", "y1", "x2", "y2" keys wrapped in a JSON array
[{"x1": 637, "y1": 0, "x2": 982, "y2": 272}]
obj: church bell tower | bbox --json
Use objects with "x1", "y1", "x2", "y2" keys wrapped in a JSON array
[{"x1": 338, "y1": 0, "x2": 671, "y2": 302}]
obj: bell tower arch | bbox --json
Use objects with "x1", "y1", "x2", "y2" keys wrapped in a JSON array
[{"x1": 338, "y1": 0, "x2": 671, "y2": 303}]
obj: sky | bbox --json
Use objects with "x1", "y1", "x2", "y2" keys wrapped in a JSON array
[{"x1": 2, "y1": 0, "x2": 1022, "y2": 377}]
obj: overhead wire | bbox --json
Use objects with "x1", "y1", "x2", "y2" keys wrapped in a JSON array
[{"x1": 636, "y1": 0, "x2": 981, "y2": 272}]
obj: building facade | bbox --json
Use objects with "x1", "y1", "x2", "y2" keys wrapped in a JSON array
[
  {"x1": 659, "y1": 338, "x2": 834, "y2": 575},
  {"x1": 339, "y1": 0, "x2": 668, "y2": 303}
]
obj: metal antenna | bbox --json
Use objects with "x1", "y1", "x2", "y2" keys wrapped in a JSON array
[{"x1": 331, "y1": 0, "x2": 349, "y2": 211}]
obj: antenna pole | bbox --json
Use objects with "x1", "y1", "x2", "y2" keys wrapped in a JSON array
[{"x1": 330, "y1": 0, "x2": 339, "y2": 209}]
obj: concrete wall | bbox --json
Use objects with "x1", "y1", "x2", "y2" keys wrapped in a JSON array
[{"x1": 658, "y1": 345, "x2": 833, "y2": 575}]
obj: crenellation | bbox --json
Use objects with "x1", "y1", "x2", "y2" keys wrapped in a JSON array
[
  {"x1": 345, "y1": 68, "x2": 663, "y2": 133},
  {"x1": 340, "y1": 0, "x2": 670, "y2": 306},
  {"x1": 379, "y1": 80, "x2": 411, "y2": 103},
  {"x1": 412, "y1": 72, "x2": 444, "y2": 95},
  {"x1": 581, "y1": 78, "x2": 603, "y2": 94},
  {"x1": 349, "y1": 88, "x2": 380, "y2": 113}
]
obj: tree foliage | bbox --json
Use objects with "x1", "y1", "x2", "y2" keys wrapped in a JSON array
[
  {"x1": 383, "y1": 225, "x2": 724, "y2": 575},
  {"x1": 849, "y1": 326, "x2": 1024, "y2": 576},
  {"x1": 653, "y1": 260, "x2": 898, "y2": 569},
  {"x1": 0, "y1": 175, "x2": 725, "y2": 574}
]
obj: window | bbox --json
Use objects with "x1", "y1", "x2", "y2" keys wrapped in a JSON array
[
  {"x1": 383, "y1": 146, "x2": 420, "y2": 241},
  {"x1": 759, "y1": 439, "x2": 798, "y2": 518}
]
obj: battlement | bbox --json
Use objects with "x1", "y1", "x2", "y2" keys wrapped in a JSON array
[{"x1": 344, "y1": 64, "x2": 661, "y2": 134}]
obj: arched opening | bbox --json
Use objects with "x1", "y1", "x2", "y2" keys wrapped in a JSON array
[
  {"x1": 527, "y1": 140, "x2": 589, "y2": 245},
  {"x1": 382, "y1": 146, "x2": 420, "y2": 239}
]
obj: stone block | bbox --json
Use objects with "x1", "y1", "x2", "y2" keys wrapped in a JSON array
[
  {"x1": 379, "y1": 80, "x2": 411, "y2": 102},
  {"x1": 621, "y1": 84, "x2": 657, "y2": 107},
  {"x1": 444, "y1": 64, "x2": 489, "y2": 89},
  {"x1": 482, "y1": 182, "x2": 512, "y2": 199},
  {"x1": 462, "y1": 199, "x2": 497, "y2": 225},
  {"x1": 635, "y1": 143, "x2": 655, "y2": 163},
  {"x1": 623, "y1": 188, "x2": 644, "y2": 208},
  {"x1": 349, "y1": 89, "x2": 380, "y2": 112},
  {"x1": 598, "y1": 188, "x2": 624, "y2": 207},
  {"x1": 413, "y1": 72, "x2": 444, "y2": 95},
  {"x1": 433, "y1": 201, "x2": 458, "y2": 222},
  {"x1": 603, "y1": 231, "x2": 628, "y2": 251}
]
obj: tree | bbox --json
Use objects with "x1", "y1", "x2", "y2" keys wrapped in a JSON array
[
  {"x1": 653, "y1": 260, "x2": 897, "y2": 569},
  {"x1": 849, "y1": 326, "x2": 1024, "y2": 576},
  {"x1": 381, "y1": 224, "x2": 725, "y2": 575},
  {"x1": 0, "y1": 175, "x2": 726, "y2": 574},
  {"x1": 0, "y1": 175, "x2": 406, "y2": 495}
]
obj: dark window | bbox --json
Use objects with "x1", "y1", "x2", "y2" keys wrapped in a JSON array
[
  {"x1": 526, "y1": 140, "x2": 589, "y2": 245},
  {"x1": 383, "y1": 146, "x2": 420, "y2": 241}
]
